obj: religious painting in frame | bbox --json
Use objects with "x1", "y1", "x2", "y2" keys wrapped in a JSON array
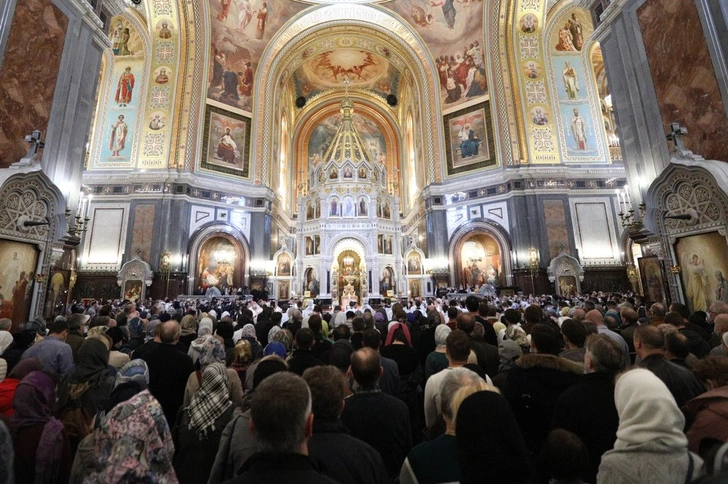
[
  {"x1": 444, "y1": 101, "x2": 496, "y2": 176},
  {"x1": 201, "y1": 104, "x2": 251, "y2": 178},
  {"x1": 277, "y1": 253, "x2": 291, "y2": 277},
  {"x1": 638, "y1": 256, "x2": 666, "y2": 305},
  {"x1": 674, "y1": 231, "x2": 728, "y2": 313},
  {"x1": 0, "y1": 240, "x2": 39, "y2": 330}
]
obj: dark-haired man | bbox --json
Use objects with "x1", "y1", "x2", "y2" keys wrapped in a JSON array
[
  {"x1": 288, "y1": 328, "x2": 323, "y2": 375},
  {"x1": 222, "y1": 372, "x2": 338, "y2": 484},
  {"x1": 304, "y1": 366, "x2": 388, "y2": 484},
  {"x1": 20, "y1": 318, "x2": 74, "y2": 376}
]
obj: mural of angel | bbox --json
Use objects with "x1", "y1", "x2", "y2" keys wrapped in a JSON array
[{"x1": 683, "y1": 253, "x2": 709, "y2": 312}]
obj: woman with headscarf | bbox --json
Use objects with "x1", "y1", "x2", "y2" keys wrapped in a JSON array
[
  {"x1": 0, "y1": 358, "x2": 43, "y2": 416},
  {"x1": 11, "y1": 371, "x2": 73, "y2": 483},
  {"x1": 0, "y1": 330, "x2": 12, "y2": 356},
  {"x1": 70, "y1": 390, "x2": 178, "y2": 483},
  {"x1": 597, "y1": 368, "x2": 703, "y2": 483},
  {"x1": 230, "y1": 339, "x2": 253, "y2": 384},
  {"x1": 183, "y1": 336, "x2": 243, "y2": 407},
  {"x1": 382, "y1": 322, "x2": 419, "y2": 376},
  {"x1": 425, "y1": 324, "x2": 451, "y2": 381},
  {"x1": 173, "y1": 363, "x2": 235, "y2": 484},
  {"x1": 55, "y1": 338, "x2": 114, "y2": 450},
  {"x1": 178, "y1": 310, "x2": 198, "y2": 352},
  {"x1": 239, "y1": 323, "x2": 263, "y2": 359},
  {"x1": 2, "y1": 329, "x2": 36, "y2": 374},
  {"x1": 91, "y1": 359, "x2": 150, "y2": 426},
  {"x1": 456, "y1": 390, "x2": 537, "y2": 484}
]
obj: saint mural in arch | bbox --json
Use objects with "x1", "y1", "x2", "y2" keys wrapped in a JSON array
[
  {"x1": 458, "y1": 234, "x2": 501, "y2": 289},
  {"x1": 196, "y1": 236, "x2": 242, "y2": 294}
]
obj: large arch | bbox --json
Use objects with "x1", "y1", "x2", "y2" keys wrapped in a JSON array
[
  {"x1": 448, "y1": 220, "x2": 513, "y2": 288},
  {"x1": 186, "y1": 222, "x2": 251, "y2": 293},
  {"x1": 252, "y1": 4, "x2": 444, "y2": 187}
]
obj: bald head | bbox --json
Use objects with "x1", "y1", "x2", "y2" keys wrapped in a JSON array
[
  {"x1": 572, "y1": 308, "x2": 586, "y2": 321},
  {"x1": 159, "y1": 320, "x2": 181, "y2": 344},
  {"x1": 650, "y1": 303, "x2": 666, "y2": 318},
  {"x1": 350, "y1": 347, "x2": 382, "y2": 389},
  {"x1": 714, "y1": 314, "x2": 728, "y2": 335},
  {"x1": 634, "y1": 324, "x2": 664, "y2": 358},
  {"x1": 585, "y1": 310, "x2": 604, "y2": 326}
]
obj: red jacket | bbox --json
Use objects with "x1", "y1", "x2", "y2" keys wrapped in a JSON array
[{"x1": 0, "y1": 378, "x2": 19, "y2": 416}]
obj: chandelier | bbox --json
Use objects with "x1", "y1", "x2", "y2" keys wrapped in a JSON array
[{"x1": 343, "y1": 255, "x2": 354, "y2": 266}]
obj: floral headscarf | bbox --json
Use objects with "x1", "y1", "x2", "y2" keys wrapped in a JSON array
[
  {"x1": 197, "y1": 337, "x2": 226, "y2": 370},
  {"x1": 241, "y1": 324, "x2": 257, "y2": 340},
  {"x1": 72, "y1": 390, "x2": 177, "y2": 483}
]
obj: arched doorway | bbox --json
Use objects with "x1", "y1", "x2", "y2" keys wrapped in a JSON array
[
  {"x1": 454, "y1": 232, "x2": 505, "y2": 290},
  {"x1": 330, "y1": 237, "x2": 368, "y2": 308},
  {"x1": 194, "y1": 234, "x2": 245, "y2": 295}
]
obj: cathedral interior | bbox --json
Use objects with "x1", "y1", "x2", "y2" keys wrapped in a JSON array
[{"x1": 1, "y1": 0, "x2": 728, "y2": 326}]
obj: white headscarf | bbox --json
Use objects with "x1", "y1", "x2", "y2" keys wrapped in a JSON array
[
  {"x1": 613, "y1": 368, "x2": 687, "y2": 450},
  {"x1": 0, "y1": 331, "x2": 13, "y2": 355}
]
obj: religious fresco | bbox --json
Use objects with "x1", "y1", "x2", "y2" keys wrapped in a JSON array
[
  {"x1": 675, "y1": 232, "x2": 728, "y2": 313},
  {"x1": 292, "y1": 49, "x2": 401, "y2": 101},
  {"x1": 197, "y1": 236, "x2": 239, "y2": 293},
  {"x1": 96, "y1": 16, "x2": 145, "y2": 167},
  {"x1": 384, "y1": 0, "x2": 486, "y2": 110},
  {"x1": 200, "y1": 105, "x2": 251, "y2": 177},
  {"x1": 458, "y1": 235, "x2": 501, "y2": 289},
  {"x1": 207, "y1": 0, "x2": 308, "y2": 113},
  {"x1": 0, "y1": 240, "x2": 38, "y2": 329},
  {"x1": 277, "y1": 253, "x2": 291, "y2": 276},
  {"x1": 307, "y1": 111, "x2": 386, "y2": 166},
  {"x1": 547, "y1": 8, "x2": 606, "y2": 162}
]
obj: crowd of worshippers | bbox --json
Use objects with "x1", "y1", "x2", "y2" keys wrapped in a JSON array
[{"x1": 1, "y1": 292, "x2": 728, "y2": 483}]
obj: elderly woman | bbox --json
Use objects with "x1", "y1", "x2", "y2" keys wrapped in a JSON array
[
  {"x1": 11, "y1": 371, "x2": 73, "y2": 483},
  {"x1": 55, "y1": 338, "x2": 114, "y2": 450},
  {"x1": 70, "y1": 390, "x2": 177, "y2": 483},
  {"x1": 183, "y1": 336, "x2": 243, "y2": 407},
  {"x1": 174, "y1": 363, "x2": 235, "y2": 484},
  {"x1": 425, "y1": 324, "x2": 451, "y2": 381},
  {"x1": 597, "y1": 369, "x2": 703, "y2": 483}
]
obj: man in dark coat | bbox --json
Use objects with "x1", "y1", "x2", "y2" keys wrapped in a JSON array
[
  {"x1": 634, "y1": 324, "x2": 705, "y2": 407},
  {"x1": 287, "y1": 328, "x2": 323, "y2": 376},
  {"x1": 456, "y1": 312, "x2": 498, "y2": 377},
  {"x1": 341, "y1": 347, "x2": 412, "y2": 481},
  {"x1": 303, "y1": 366, "x2": 388, "y2": 484},
  {"x1": 138, "y1": 320, "x2": 195, "y2": 426},
  {"x1": 503, "y1": 323, "x2": 583, "y2": 454},
  {"x1": 552, "y1": 334, "x2": 626, "y2": 483}
]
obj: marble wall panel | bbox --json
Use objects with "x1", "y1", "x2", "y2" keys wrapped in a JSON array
[
  {"x1": 0, "y1": 0, "x2": 68, "y2": 166},
  {"x1": 543, "y1": 199, "x2": 570, "y2": 259},
  {"x1": 131, "y1": 204, "x2": 156, "y2": 262},
  {"x1": 638, "y1": 0, "x2": 728, "y2": 161}
]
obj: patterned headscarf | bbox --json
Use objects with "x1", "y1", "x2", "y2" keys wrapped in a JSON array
[
  {"x1": 241, "y1": 324, "x2": 257, "y2": 340},
  {"x1": 267, "y1": 325, "x2": 282, "y2": 342},
  {"x1": 186, "y1": 363, "x2": 231, "y2": 438},
  {"x1": 198, "y1": 317, "x2": 213, "y2": 337},
  {"x1": 197, "y1": 337, "x2": 226, "y2": 370},
  {"x1": 11, "y1": 372, "x2": 65, "y2": 483},
  {"x1": 73, "y1": 390, "x2": 177, "y2": 483},
  {"x1": 270, "y1": 328, "x2": 293, "y2": 352},
  {"x1": 115, "y1": 359, "x2": 150, "y2": 388},
  {"x1": 180, "y1": 315, "x2": 197, "y2": 337}
]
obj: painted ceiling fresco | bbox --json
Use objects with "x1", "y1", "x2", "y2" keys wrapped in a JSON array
[
  {"x1": 383, "y1": 0, "x2": 486, "y2": 109},
  {"x1": 207, "y1": 0, "x2": 308, "y2": 113},
  {"x1": 308, "y1": 110, "x2": 386, "y2": 167},
  {"x1": 292, "y1": 49, "x2": 401, "y2": 101}
]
